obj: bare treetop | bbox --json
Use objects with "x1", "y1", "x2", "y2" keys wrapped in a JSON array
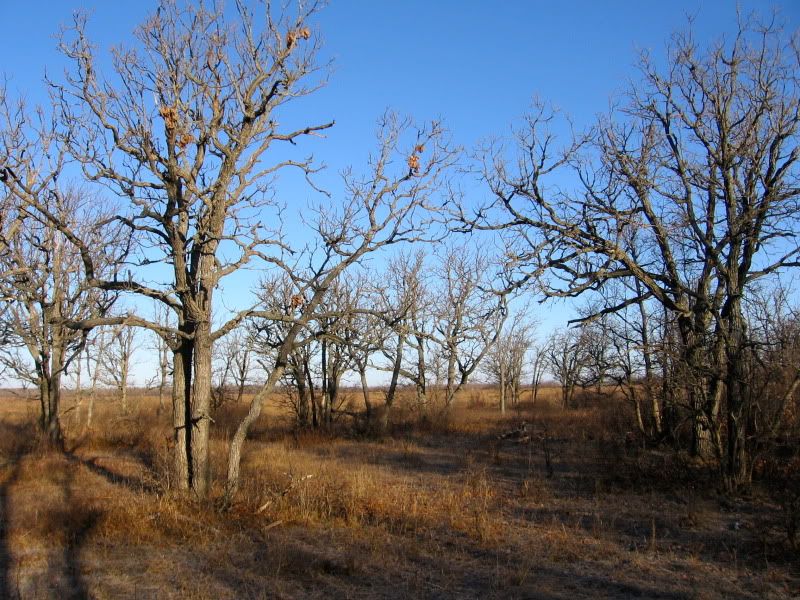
[{"x1": 49, "y1": 0, "x2": 332, "y2": 310}]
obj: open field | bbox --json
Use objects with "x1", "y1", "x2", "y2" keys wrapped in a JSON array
[{"x1": 0, "y1": 387, "x2": 797, "y2": 599}]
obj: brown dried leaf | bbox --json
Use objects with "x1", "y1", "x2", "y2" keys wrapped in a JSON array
[{"x1": 159, "y1": 105, "x2": 179, "y2": 131}]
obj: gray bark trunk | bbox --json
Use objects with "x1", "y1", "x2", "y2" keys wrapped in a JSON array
[{"x1": 226, "y1": 363, "x2": 286, "y2": 499}]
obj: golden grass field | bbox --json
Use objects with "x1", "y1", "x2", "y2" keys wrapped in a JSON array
[{"x1": 0, "y1": 386, "x2": 797, "y2": 599}]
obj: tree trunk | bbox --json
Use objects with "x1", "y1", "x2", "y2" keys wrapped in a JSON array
[
  {"x1": 383, "y1": 333, "x2": 406, "y2": 431},
  {"x1": 236, "y1": 354, "x2": 248, "y2": 404},
  {"x1": 172, "y1": 341, "x2": 191, "y2": 491},
  {"x1": 446, "y1": 352, "x2": 457, "y2": 407},
  {"x1": 328, "y1": 371, "x2": 341, "y2": 419},
  {"x1": 635, "y1": 284, "x2": 661, "y2": 435},
  {"x1": 226, "y1": 362, "x2": 286, "y2": 499},
  {"x1": 157, "y1": 340, "x2": 168, "y2": 416},
  {"x1": 632, "y1": 388, "x2": 646, "y2": 435},
  {"x1": 499, "y1": 365, "x2": 506, "y2": 415},
  {"x1": 73, "y1": 351, "x2": 83, "y2": 428},
  {"x1": 86, "y1": 348, "x2": 100, "y2": 431},
  {"x1": 359, "y1": 367, "x2": 372, "y2": 417},
  {"x1": 305, "y1": 361, "x2": 319, "y2": 429},
  {"x1": 723, "y1": 299, "x2": 751, "y2": 489},
  {"x1": 415, "y1": 335, "x2": 427, "y2": 409},
  {"x1": 293, "y1": 367, "x2": 310, "y2": 427},
  {"x1": 191, "y1": 323, "x2": 213, "y2": 497},
  {"x1": 120, "y1": 362, "x2": 129, "y2": 414}
]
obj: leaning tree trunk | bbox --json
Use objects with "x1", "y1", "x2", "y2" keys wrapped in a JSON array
[
  {"x1": 226, "y1": 362, "x2": 287, "y2": 500},
  {"x1": 382, "y1": 332, "x2": 406, "y2": 431},
  {"x1": 359, "y1": 366, "x2": 372, "y2": 417}
]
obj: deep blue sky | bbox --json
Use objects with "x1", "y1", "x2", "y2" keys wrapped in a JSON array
[
  {"x1": 3, "y1": 1, "x2": 797, "y2": 174},
  {"x1": 1, "y1": 1, "x2": 798, "y2": 382}
]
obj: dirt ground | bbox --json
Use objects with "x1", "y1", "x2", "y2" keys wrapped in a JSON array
[{"x1": 0, "y1": 388, "x2": 797, "y2": 599}]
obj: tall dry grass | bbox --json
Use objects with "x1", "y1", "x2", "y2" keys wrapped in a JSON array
[{"x1": 0, "y1": 385, "x2": 796, "y2": 598}]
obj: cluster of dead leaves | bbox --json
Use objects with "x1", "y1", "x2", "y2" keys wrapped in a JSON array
[
  {"x1": 159, "y1": 104, "x2": 195, "y2": 150},
  {"x1": 286, "y1": 27, "x2": 311, "y2": 50},
  {"x1": 407, "y1": 144, "x2": 425, "y2": 174}
]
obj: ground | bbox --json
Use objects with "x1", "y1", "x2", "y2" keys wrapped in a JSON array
[{"x1": 0, "y1": 387, "x2": 797, "y2": 599}]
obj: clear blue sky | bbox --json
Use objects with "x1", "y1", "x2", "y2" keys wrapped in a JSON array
[
  {"x1": 3, "y1": 1, "x2": 797, "y2": 174},
  {"x1": 1, "y1": 1, "x2": 798, "y2": 384}
]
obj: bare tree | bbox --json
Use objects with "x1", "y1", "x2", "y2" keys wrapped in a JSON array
[
  {"x1": 375, "y1": 250, "x2": 428, "y2": 428},
  {"x1": 337, "y1": 273, "x2": 390, "y2": 420},
  {"x1": 544, "y1": 328, "x2": 589, "y2": 410},
  {"x1": 574, "y1": 311, "x2": 612, "y2": 394},
  {"x1": 0, "y1": 188, "x2": 116, "y2": 443},
  {"x1": 212, "y1": 328, "x2": 254, "y2": 410},
  {"x1": 484, "y1": 319, "x2": 533, "y2": 413},
  {"x1": 431, "y1": 243, "x2": 509, "y2": 407},
  {"x1": 82, "y1": 328, "x2": 111, "y2": 431},
  {"x1": 529, "y1": 341, "x2": 547, "y2": 407},
  {"x1": 248, "y1": 273, "x2": 324, "y2": 427},
  {"x1": 4, "y1": 1, "x2": 336, "y2": 495},
  {"x1": 589, "y1": 278, "x2": 665, "y2": 438},
  {"x1": 150, "y1": 304, "x2": 173, "y2": 416},
  {"x1": 225, "y1": 113, "x2": 456, "y2": 499},
  {"x1": 231, "y1": 331, "x2": 254, "y2": 406},
  {"x1": 464, "y1": 18, "x2": 800, "y2": 488},
  {"x1": 98, "y1": 324, "x2": 139, "y2": 414}
]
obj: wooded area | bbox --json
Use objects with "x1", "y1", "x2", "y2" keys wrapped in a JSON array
[{"x1": 0, "y1": 1, "x2": 798, "y2": 597}]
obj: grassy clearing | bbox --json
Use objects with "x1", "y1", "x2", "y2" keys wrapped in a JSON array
[{"x1": 0, "y1": 387, "x2": 796, "y2": 598}]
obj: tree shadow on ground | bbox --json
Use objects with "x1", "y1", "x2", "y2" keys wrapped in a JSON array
[
  {"x1": 0, "y1": 421, "x2": 40, "y2": 600},
  {"x1": 38, "y1": 464, "x2": 102, "y2": 599},
  {"x1": 63, "y1": 450, "x2": 161, "y2": 495}
]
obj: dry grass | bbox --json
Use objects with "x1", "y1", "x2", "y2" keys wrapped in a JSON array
[{"x1": 0, "y1": 386, "x2": 796, "y2": 598}]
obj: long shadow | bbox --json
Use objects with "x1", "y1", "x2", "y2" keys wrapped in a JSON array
[
  {"x1": 0, "y1": 421, "x2": 40, "y2": 600},
  {"x1": 63, "y1": 451, "x2": 161, "y2": 495},
  {"x1": 54, "y1": 465, "x2": 102, "y2": 599},
  {"x1": 206, "y1": 523, "x2": 703, "y2": 600},
  {"x1": 0, "y1": 461, "x2": 23, "y2": 599}
]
